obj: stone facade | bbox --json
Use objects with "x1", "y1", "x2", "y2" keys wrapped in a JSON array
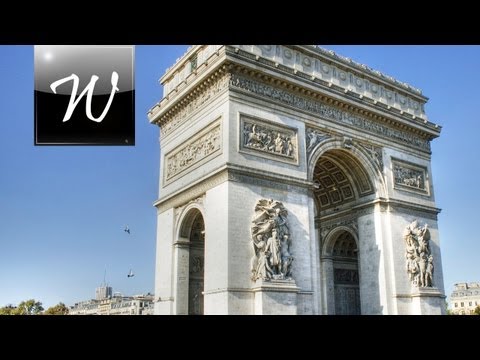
[
  {"x1": 449, "y1": 282, "x2": 480, "y2": 315},
  {"x1": 149, "y1": 45, "x2": 445, "y2": 315},
  {"x1": 69, "y1": 294, "x2": 154, "y2": 315}
]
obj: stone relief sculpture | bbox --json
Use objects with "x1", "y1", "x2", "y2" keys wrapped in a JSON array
[
  {"x1": 165, "y1": 124, "x2": 221, "y2": 180},
  {"x1": 250, "y1": 199, "x2": 293, "y2": 281},
  {"x1": 306, "y1": 128, "x2": 330, "y2": 155},
  {"x1": 358, "y1": 143, "x2": 383, "y2": 171},
  {"x1": 342, "y1": 137, "x2": 353, "y2": 149},
  {"x1": 404, "y1": 220, "x2": 434, "y2": 288},
  {"x1": 231, "y1": 74, "x2": 431, "y2": 151},
  {"x1": 242, "y1": 120, "x2": 297, "y2": 161},
  {"x1": 393, "y1": 162, "x2": 426, "y2": 191}
]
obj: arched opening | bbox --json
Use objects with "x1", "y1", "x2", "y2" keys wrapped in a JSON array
[
  {"x1": 312, "y1": 147, "x2": 378, "y2": 315},
  {"x1": 175, "y1": 207, "x2": 205, "y2": 315},
  {"x1": 331, "y1": 231, "x2": 360, "y2": 315},
  {"x1": 188, "y1": 213, "x2": 205, "y2": 315},
  {"x1": 312, "y1": 149, "x2": 374, "y2": 214}
]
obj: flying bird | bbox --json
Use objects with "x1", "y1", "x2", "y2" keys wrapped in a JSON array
[
  {"x1": 124, "y1": 225, "x2": 130, "y2": 234},
  {"x1": 127, "y1": 269, "x2": 135, "y2": 278}
]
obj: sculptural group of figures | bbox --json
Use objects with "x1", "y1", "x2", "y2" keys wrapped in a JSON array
[
  {"x1": 404, "y1": 220, "x2": 434, "y2": 288},
  {"x1": 250, "y1": 199, "x2": 294, "y2": 281},
  {"x1": 394, "y1": 166, "x2": 424, "y2": 189},
  {"x1": 244, "y1": 124, "x2": 294, "y2": 157},
  {"x1": 166, "y1": 127, "x2": 220, "y2": 179}
]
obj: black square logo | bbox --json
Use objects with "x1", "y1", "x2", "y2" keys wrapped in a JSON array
[{"x1": 34, "y1": 45, "x2": 135, "y2": 145}]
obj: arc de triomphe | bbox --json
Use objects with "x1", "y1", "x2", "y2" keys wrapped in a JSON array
[{"x1": 148, "y1": 45, "x2": 445, "y2": 315}]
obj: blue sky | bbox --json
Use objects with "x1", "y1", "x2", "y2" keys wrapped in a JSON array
[{"x1": 0, "y1": 45, "x2": 478, "y2": 309}]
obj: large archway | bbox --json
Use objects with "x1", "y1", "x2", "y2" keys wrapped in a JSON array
[
  {"x1": 188, "y1": 213, "x2": 205, "y2": 315},
  {"x1": 312, "y1": 145, "x2": 381, "y2": 315},
  {"x1": 331, "y1": 231, "x2": 361, "y2": 315},
  {"x1": 175, "y1": 207, "x2": 205, "y2": 315}
]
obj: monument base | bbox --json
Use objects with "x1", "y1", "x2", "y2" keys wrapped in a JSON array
[
  {"x1": 252, "y1": 279, "x2": 300, "y2": 315},
  {"x1": 410, "y1": 287, "x2": 446, "y2": 315}
]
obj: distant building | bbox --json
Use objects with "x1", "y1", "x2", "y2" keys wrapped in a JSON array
[
  {"x1": 450, "y1": 282, "x2": 480, "y2": 315},
  {"x1": 95, "y1": 285, "x2": 112, "y2": 300},
  {"x1": 70, "y1": 292, "x2": 154, "y2": 315}
]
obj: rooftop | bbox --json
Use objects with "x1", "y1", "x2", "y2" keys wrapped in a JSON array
[
  {"x1": 149, "y1": 45, "x2": 439, "y2": 143},
  {"x1": 160, "y1": 45, "x2": 425, "y2": 97}
]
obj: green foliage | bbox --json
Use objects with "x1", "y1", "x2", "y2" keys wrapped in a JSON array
[
  {"x1": 0, "y1": 299, "x2": 44, "y2": 315},
  {"x1": 474, "y1": 305, "x2": 480, "y2": 315},
  {"x1": 0, "y1": 305, "x2": 17, "y2": 315},
  {"x1": 44, "y1": 302, "x2": 69, "y2": 315},
  {"x1": 16, "y1": 299, "x2": 44, "y2": 315},
  {"x1": 1, "y1": 300, "x2": 71, "y2": 315}
]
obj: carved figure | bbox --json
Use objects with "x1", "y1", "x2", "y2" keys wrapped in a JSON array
[
  {"x1": 274, "y1": 134, "x2": 283, "y2": 153},
  {"x1": 166, "y1": 125, "x2": 221, "y2": 180},
  {"x1": 394, "y1": 165, "x2": 425, "y2": 190},
  {"x1": 404, "y1": 220, "x2": 434, "y2": 287},
  {"x1": 243, "y1": 122, "x2": 296, "y2": 159},
  {"x1": 306, "y1": 129, "x2": 324, "y2": 153},
  {"x1": 251, "y1": 199, "x2": 293, "y2": 281},
  {"x1": 265, "y1": 228, "x2": 282, "y2": 275},
  {"x1": 251, "y1": 237, "x2": 271, "y2": 281},
  {"x1": 280, "y1": 235, "x2": 293, "y2": 278},
  {"x1": 425, "y1": 255, "x2": 434, "y2": 287}
]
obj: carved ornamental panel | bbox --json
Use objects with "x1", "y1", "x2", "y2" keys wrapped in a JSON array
[
  {"x1": 306, "y1": 127, "x2": 331, "y2": 157},
  {"x1": 164, "y1": 119, "x2": 222, "y2": 184},
  {"x1": 250, "y1": 199, "x2": 294, "y2": 282},
  {"x1": 240, "y1": 115, "x2": 298, "y2": 165},
  {"x1": 392, "y1": 158, "x2": 428, "y2": 195},
  {"x1": 230, "y1": 74, "x2": 431, "y2": 152},
  {"x1": 404, "y1": 220, "x2": 435, "y2": 288}
]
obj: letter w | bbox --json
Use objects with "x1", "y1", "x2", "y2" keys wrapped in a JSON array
[{"x1": 50, "y1": 71, "x2": 119, "y2": 123}]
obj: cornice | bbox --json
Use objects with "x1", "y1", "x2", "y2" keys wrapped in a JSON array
[
  {"x1": 226, "y1": 46, "x2": 430, "y2": 116},
  {"x1": 317, "y1": 197, "x2": 440, "y2": 223},
  {"x1": 157, "y1": 45, "x2": 426, "y2": 102},
  {"x1": 148, "y1": 46, "x2": 227, "y2": 124},
  {"x1": 300, "y1": 45, "x2": 425, "y2": 97},
  {"x1": 225, "y1": 162, "x2": 312, "y2": 191},
  {"x1": 148, "y1": 66, "x2": 230, "y2": 135},
  {"x1": 154, "y1": 163, "x2": 313, "y2": 213},
  {"x1": 225, "y1": 48, "x2": 440, "y2": 139},
  {"x1": 159, "y1": 45, "x2": 199, "y2": 84},
  {"x1": 229, "y1": 71, "x2": 434, "y2": 152},
  {"x1": 148, "y1": 45, "x2": 441, "y2": 148}
]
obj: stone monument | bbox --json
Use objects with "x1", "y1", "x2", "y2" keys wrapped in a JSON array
[{"x1": 148, "y1": 45, "x2": 445, "y2": 314}]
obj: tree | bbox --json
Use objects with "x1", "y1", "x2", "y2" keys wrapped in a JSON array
[
  {"x1": 445, "y1": 300, "x2": 454, "y2": 315},
  {"x1": 44, "y1": 302, "x2": 69, "y2": 315},
  {"x1": 474, "y1": 305, "x2": 480, "y2": 315},
  {"x1": 0, "y1": 305, "x2": 17, "y2": 315},
  {"x1": 14, "y1": 299, "x2": 44, "y2": 315}
]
